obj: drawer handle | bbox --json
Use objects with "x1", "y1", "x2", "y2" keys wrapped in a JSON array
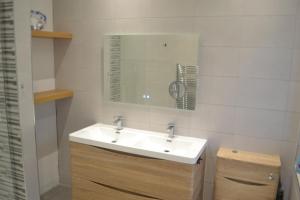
[
  {"x1": 197, "y1": 157, "x2": 203, "y2": 164},
  {"x1": 268, "y1": 173, "x2": 274, "y2": 180},
  {"x1": 224, "y1": 177, "x2": 267, "y2": 186},
  {"x1": 90, "y1": 180, "x2": 162, "y2": 200}
]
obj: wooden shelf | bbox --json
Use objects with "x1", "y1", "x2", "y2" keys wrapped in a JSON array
[
  {"x1": 34, "y1": 89, "x2": 74, "y2": 104},
  {"x1": 32, "y1": 30, "x2": 72, "y2": 39}
]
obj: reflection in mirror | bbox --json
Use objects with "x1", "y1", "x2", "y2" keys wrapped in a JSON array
[{"x1": 104, "y1": 34, "x2": 199, "y2": 110}]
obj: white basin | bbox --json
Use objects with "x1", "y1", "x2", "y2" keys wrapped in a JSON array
[{"x1": 69, "y1": 123, "x2": 207, "y2": 164}]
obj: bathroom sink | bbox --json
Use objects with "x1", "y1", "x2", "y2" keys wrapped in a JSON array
[{"x1": 69, "y1": 123, "x2": 207, "y2": 164}]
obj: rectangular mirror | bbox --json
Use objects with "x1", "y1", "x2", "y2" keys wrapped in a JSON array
[{"x1": 104, "y1": 34, "x2": 199, "y2": 110}]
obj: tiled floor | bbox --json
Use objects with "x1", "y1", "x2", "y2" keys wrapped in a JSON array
[{"x1": 41, "y1": 185, "x2": 71, "y2": 200}]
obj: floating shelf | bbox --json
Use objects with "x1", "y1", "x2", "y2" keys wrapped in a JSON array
[
  {"x1": 32, "y1": 30, "x2": 72, "y2": 39},
  {"x1": 34, "y1": 89, "x2": 74, "y2": 104}
]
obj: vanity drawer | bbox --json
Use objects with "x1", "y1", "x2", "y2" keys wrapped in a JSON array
[
  {"x1": 72, "y1": 176, "x2": 156, "y2": 200},
  {"x1": 71, "y1": 142, "x2": 205, "y2": 200},
  {"x1": 214, "y1": 175, "x2": 277, "y2": 200}
]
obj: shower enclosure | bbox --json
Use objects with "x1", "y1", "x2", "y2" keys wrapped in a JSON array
[{"x1": 0, "y1": 0, "x2": 27, "y2": 199}]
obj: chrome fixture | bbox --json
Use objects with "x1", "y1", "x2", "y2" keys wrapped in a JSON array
[
  {"x1": 167, "y1": 122, "x2": 176, "y2": 141},
  {"x1": 113, "y1": 116, "x2": 124, "y2": 132}
]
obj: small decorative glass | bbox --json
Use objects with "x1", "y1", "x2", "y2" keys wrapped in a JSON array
[{"x1": 31, "y1": 10, "x2": 47, "y2": 30}]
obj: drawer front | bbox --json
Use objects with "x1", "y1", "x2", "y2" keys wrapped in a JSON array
[
  {"x1": 216, "y1": 158, "x2": 280, "y2": 185},
  {"x1": 214, "y1": 175, "x2": 277, "y2": 200},
  {"x1": 71, "y1": 142, "x2": 202, "y2": 200},
  {"x1": 72, "y1": 175, "x2": 157, "y2": 200}
]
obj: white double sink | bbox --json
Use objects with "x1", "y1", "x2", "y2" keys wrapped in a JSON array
[{"x1": 69, "y1": 123, "x2": 207, "y2": 164}]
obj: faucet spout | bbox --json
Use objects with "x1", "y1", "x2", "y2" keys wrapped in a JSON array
[
  {"x1": 113, "y1": 116, "x2": 124, "y2": 131},
  {"x1": 167, "y1": 122, "x2": 175, "y2": 140}
]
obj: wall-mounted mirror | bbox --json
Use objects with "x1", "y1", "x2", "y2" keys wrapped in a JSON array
[{"x1": 104, "y1": 34, "x2": 199, "y2": 110}]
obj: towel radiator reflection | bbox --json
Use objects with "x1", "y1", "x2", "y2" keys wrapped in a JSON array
[{"x1": 169, "y1": 64, "x2": 197, "y2": 110}]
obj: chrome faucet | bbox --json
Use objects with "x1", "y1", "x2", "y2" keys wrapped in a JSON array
[
  {"x1": 113, "y1": 116, "x2": 124, "y2": 131},
  {"x1": 167, "y1": 122, "x2": 175, "y2": 140}
]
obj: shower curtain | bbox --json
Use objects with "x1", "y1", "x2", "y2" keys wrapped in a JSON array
[{"x1": 0, "y1": 0, "x2": 27, "y2": 199}]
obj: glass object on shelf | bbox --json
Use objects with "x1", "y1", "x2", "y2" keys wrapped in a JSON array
[{"x1": 31, "y1": 10, "x2": 47, "y2": 30}]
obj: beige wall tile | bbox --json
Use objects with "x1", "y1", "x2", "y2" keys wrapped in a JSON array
[
  {"x1": 195, "y1": 17, "x2": 241, "y2": 46},
  {"x1": 195, "y1": 0, "x2": 243, "y2": 16},
  {"x1": 237, "y1": 78, "x2": 289, "y2": 110},
  {"x1": 288, "y1": 81, "x2": 300, "y2": 112},
  {"x1": 239, "y1": 48, "x2": 293, "y2": 80},
  {"x1": 241, "y1": 0, "x2": 298, "y2": 16},
  {"x1": 198, "y1": 47, "x2": 240, "y2": 77},
  {"x1": 235, "y1": 107, "x2": 285, "y2": 140},
  {"x1": 197, "y1": 77, "x2": 238, "y2": 106},
  {"x1": 241, "y1": 16, "x2": 295, "y2": 48}
]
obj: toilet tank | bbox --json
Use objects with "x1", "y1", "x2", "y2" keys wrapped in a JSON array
[{"x1": 214, "y1": 148, "x2": 281, "y2": 200}]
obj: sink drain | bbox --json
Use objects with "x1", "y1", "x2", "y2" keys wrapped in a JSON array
[
  {"x1": 164, "y1": 150, "x2": 170, "y2": 153},
  {"x1": 111, "y1": 140, "x2": 117, "y2": 143}
]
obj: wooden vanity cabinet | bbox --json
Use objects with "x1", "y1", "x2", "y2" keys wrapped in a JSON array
[{"x1": 70, "y1": 142, "x2": 206, "y2": 200}]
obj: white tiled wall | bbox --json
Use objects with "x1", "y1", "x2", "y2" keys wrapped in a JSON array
[
  {"x1": 31, "y1": 0, "x2": 59, "y2": 194},
  {"x1": 53, "y1": 0, "x2": 300, "y2": 199}
]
